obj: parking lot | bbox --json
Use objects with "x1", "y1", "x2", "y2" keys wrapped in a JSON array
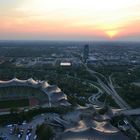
[{"x1": 0, "y1": 113, "x2": 58, "y2": 140}]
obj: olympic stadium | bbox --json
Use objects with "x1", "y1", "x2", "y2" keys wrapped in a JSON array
[{"x1": 0, "y1": 78, "x2": 70, "y2": 110}]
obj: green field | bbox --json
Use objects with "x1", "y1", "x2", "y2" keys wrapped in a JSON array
[
  {"x1": 0, "y1": 86, "x2": 48, "y2": 102},
  {"x1": 0, "y1": 99, "x2": 29, "y2": 109},
  {"x1": 0, "y1": 86, "x2": 49, "y2": 109}
]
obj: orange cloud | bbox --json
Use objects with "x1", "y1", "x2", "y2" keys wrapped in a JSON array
[
  {"x1": 1, "y1": 0, "x2": 140, "y2": 40},
  {"x1": 0, "y1": 16, "x2": 106, "y2": 38},
  {"x1": 113, "y1": 20, "x2": 140, "y2": 39}
]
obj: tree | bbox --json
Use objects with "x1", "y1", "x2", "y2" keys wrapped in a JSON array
[
  {"x1": 10, "y1": 107, "x2": 18, "y2": 114},
  {"x1": 36, "y1": 123, "x2": 54, "y2": 140}
]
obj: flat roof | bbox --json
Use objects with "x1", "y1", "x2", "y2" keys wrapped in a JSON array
[{"x1": 60, "y1": 62, "x2": 71, "y2": 66}]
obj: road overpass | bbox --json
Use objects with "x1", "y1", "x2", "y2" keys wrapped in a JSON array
[{"x1": 117, "y1": 108, "x2": 140, "y2": 116}]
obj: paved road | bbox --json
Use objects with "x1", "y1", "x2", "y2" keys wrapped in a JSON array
[
  {"x1": 84, "y1": 64, "x2": 130, "y2": 109},
  {"x1": 118, "y1": 108, "x2": 140, "y2": 116},
  {"x1": 83, "y1": 64, "x2": 140, "y2": 137},
  {"x1": 108, "y1": 75, "x2": 131, "y2": 109},
  {"x1": 88, "y1": 83, "x2": 104, "y2": 106},
  {"x1": 65, "y1": 74, "x2": 105, "y2": 107}
]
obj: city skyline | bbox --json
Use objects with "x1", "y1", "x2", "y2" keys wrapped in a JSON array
[{"x1": 1, "y1": 0, "x2": 140, "y2": 41}]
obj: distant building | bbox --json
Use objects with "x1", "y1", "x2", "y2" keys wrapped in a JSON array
[
  {"x1": 60, "y1": 62, "x2": 71, "y2": 66},
  {"x1": 83, "y1": 44, "x2": 89, "y2": 63}
]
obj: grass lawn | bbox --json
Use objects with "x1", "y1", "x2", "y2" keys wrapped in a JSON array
[{"x1": 0, "y1": 98, "x2": 29, "y2": 109}]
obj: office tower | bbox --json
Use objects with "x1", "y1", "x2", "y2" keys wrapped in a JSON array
[{"x1": 83, "y1": 44, "x2": 89, "y2": 63}]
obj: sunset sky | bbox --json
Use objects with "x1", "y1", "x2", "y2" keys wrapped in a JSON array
[{"x1": 0, "y1": 0, "x2": 140, "y2": 41}]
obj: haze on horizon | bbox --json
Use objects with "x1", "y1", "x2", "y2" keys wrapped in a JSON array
[{"x1": 0, "y1": 0, "x2": 140, "y2": 41}]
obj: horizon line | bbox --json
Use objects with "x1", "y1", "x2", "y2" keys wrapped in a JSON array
[{"x1": 0, "y1": 39, "x2": 140, "y2": 43}]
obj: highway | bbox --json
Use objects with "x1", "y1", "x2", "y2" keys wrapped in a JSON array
[
  {"x1": 108, "y1": 75, "x2": 131, "y2": 109},
  {"x1": 84, "y1": 64, "x2": 140, "y2": 137},
  {"x1": 84, "y1": 64, "x2": 131, "y2": 110},
  {"x1": 65, "y1": 74, "x2": 105, "y2": 107},
  {"x1": 66, "y1": 69, "x2": 129, "y2": 110}
]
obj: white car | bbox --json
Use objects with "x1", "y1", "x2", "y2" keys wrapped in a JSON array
[
  {"x1": 22, "y1": 121, "x2": 27, "y2": 125},
  {"x1": 6, "y1": 124, "x2": 13, "y2": 128},
  {"x1": 28, "y1": 133, "x2": 31, "y2": 137},
  {"x1": 26, "y1": 135, "x2": 30, "y2": 140},
  {"x1": 33, "y1": 135, "x2": 37, "y2": 139}
]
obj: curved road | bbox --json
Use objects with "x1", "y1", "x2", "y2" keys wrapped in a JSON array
[{"x1": 84, "y1": 64, "x2": 130, "y2": 110}]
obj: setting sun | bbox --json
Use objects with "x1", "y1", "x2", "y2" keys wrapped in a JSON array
[
  {"x1": 0, "y1": 0, "x2": 140, "y2": 40},
  {"x1": 106, "y1": 30, "x2": 118, "y2": 38}
]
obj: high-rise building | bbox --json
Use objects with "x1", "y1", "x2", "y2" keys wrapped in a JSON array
[{"x1": 83, "y1": 44, "x2": 89, "y2": 63}]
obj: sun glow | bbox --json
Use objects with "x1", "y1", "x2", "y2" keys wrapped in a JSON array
[
  {"x1": 106, "y1": 30, "x2": 118, "y2": 38},
  {"x1": 1, "y1": 0, "x2": 140, "y2": 40}
]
